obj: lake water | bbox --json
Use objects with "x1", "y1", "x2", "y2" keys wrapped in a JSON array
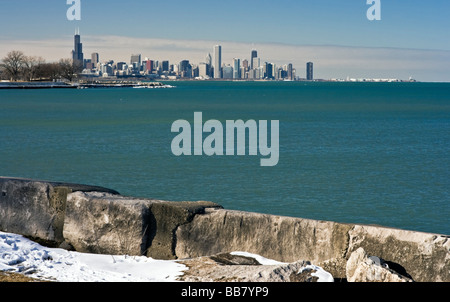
[{"x1": 1, "y1": 81, "x2": 449, "y2": 235}]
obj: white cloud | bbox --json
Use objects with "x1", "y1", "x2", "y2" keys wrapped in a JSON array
[{"x1": 1, "y1": 36, "x2": 449, "y2": 82}]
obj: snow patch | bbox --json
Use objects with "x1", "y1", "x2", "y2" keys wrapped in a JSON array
[
  {"x1": 0, "y1": 231, "x2": 186, "y2": 282},
  {"x1": 299, "y1": 264, "x2": 334, "y2": 282},
  {"x1": 1, "y1": 232, "x2": 334, "y2": 282},
  {"x1": 230, "y1": 251, "x2": 287, "y2": 265}
]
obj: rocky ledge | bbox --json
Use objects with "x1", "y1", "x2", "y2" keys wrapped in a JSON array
[
  {"x1": 177, "y1": 250, "x2": 414, "y2": 282},
  {"x1": 0, "y1": 177, "x2": 448, "y2": 282},
  {"x1": 178, "y1": 252, "x2": 334, "y2": 282}
]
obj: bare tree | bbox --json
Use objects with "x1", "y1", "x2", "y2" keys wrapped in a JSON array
[
  {"x1": 59, "y1": 58, "x2": 83, "y2": 82},
  {"x1": 1, "y1": 51, "x2": 85, "y2": 82},
  {"x1": 23, "y1": 56, "x2": 46, "y2": 81},
  {"x1": 1, "y1": 50, "x2": 26, "y2": 81},
  {"x1": 38, "y1": 62, "x2": 61, "y2": 81}
]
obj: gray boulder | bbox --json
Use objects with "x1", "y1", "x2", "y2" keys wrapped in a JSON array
[
  {"x1": 0, "y1": 177, "x2": 118, "y2": 245},
  {"x1": 177, "y1": 252, "x2": 334, "y2": 282},
  {"x1": 346, "y1": 247, "x2": 413, "y2": 282},
  {"x1": 63, "y1": 191, "x2": 222, "y2": 258},
  {"x1": 63, "y1": 191, "x2": 157, "y2": 256}
]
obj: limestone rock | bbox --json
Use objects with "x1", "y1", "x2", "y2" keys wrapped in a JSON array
[
  {"x1": 347, "y1": 225, "x2": 449, "y2": 282},
  {"x1": 2, "y1": 177, "x2": 449, "y2": 282},
  {"x1": 177, "y1": 252, "x2": 334, "y2": 282},
  {"x1": 63, "y1": 191, "x2": 222, "y2": 258},
  {"x1": 346, "y1": 248, "x2": 413, "y2": 282},
  {"x1": 147, "y1": 201, "x2": 222, "y2": 260},
  {"x1": 63, "y1": 191, "x2": 157, "y2": 256},
  {"x1": 0, "y1": 177, "x2": 118, "y2": 245},
  {"x1": 175, "y1": 208, "x2": 352, "y2": 268}
]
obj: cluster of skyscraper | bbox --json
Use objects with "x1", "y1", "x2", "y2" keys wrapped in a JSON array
[
  {"x1": 73, "y1": 33, "x2": 313, "y2": 81},
  {"x1": 208, "y1": 45, "x2": 300, "y2": 81}
]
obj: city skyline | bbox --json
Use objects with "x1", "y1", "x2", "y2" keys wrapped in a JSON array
[
  {"x1": 1, "y1": 1, "x2": 449, "y2": 81},
  {"x1": 74, "y1": 31, "x2": 303, "y2": 81}
]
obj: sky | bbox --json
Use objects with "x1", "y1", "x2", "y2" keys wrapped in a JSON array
[{"x1": 0, "y1": 0, "x2": 449, "y2": 81}]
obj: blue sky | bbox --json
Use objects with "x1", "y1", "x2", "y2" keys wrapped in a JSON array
[{"x1": 1, "y1": 0, "x2": 449, "y2": 81}]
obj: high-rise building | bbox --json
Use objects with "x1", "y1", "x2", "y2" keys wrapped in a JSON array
[
  {"x1": 179, "y1": 60, "x2": 192, "y2": 78},
  {"x1": 145, "y1": 60, "x2": 154, "y2": 73},
  {"x1": 214, "y1": 45, "x2": 222, "y2": 79},
  {"x1": 91, "y1": 53, "x2": 99, "y2": 66},
  {"x1": 264, "y1": 62, "x2": 273, "y2": 79},
  {"x1": 205, "y1": 53, "x2": 212, "y2": 77},
  {"x1": 222, "y1": 65, "x2": 233, "y2": 79},
  {"x1": 198, "y1": 63, "x2": 208, "y2": 78},
  {"x1": 206, "y1": 53, "x2": 212, "y2": 66},
  {"x1": 161, "y1": 61, "x2": 169, "y2": 72},
  {"x1": 273, "y1": 64, "x2": 278, "y2": 80},
  {"x1": 307, "y1": 62, "x2": 314, "y2": 81},
  {"x1": 192, "y1": 65, "x2": 199, "y2": 78},
  {"x1": 287, "y1": 63, "x2": 293, "y2": 80},
  {"x1": 116, "y1": 62, "x2": 127, "y2": 71},
  {"x1": 85, "y1": 60, "x2": 93, "y2": 71},
  {"x1": 72, "y1": 29, "x2": 84, "y2": 68},
  {"x1": 240, "y1": 67, "x2": 247, "y2": 79},
  {"x1": 233, "y1": 58, "x2": 240, "y2": 79},
  {"x1": 130, "y1": 54, "x2": 141, "y2": 71},
  {"x1": 252, "y1": 57, "x2": 260, "y2": 71},
  {"x1": 250, "y1": 50, "x2": 257, "y2": 70},
  {"x1": 242, "y1": 59, "x2": 249, "y2": 71}
]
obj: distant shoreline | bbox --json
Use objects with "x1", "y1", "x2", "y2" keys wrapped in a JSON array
[
  {"x1": 0, "y1": 81, "x2": 172, "y2": 89},
  {"x1": 0, "y1": 84, "x2": 76, "y2": 89},
  {"x1": 2, "y1": 79, "x2": 448, "y2": 90}
]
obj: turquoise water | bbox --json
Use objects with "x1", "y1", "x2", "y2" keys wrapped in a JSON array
[{"x1": 1, "y1": 81, "x2": 449, "y2": 235}]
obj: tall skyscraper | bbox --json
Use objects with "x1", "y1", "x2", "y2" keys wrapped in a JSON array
[
  {"x1": 250, "y1": 50, "x2": 257, "y2": 69},
  {"x1": 205, "y1": 53, "x2": 212, "y2": 77},
  {"x1": 145, "y1": 60, "x2": 154, "y2": 73},
  {"x1": 198, "y1": 63, "x2": 208, "y2": 78},
  {"x1": 161, "y1": 61, "x2": 169, "y2": 72},
  {"x1": 233, "y1": 58, "x2": 240, "y2": 79},
  {"x1": 214, "y1": 45, "x2": 222, "y2": 79},
  {"x1": 180, "y1": 60, "x2": 192, "y2": 78},
  {"x1": 307, "y1": 62, "x2": 314, "y2": 81},
  {"x1": 206, "y1": 53, "x2": 212, "y2": 66},
  {"x1": 287, "y1": 63, "x2": 293, "y2": 80},
  {"x1": 91, "y1": 53, "x2": 99, "y2": 66},
  {"x1": 252, "y1": 57, "x2": 260, "y2": 71},
  {"x1": 242, "y1": 59, "x2": 249, "y2": 71},
  {"x1": 72, "y1": 28, "x2": 84, "y2": 68},
  {"x1": 265, "y1": 62, "x2": 273, "y2": 79},
  {"x1": 130, "y1": 54, "x2": 141, "y2": 70}
]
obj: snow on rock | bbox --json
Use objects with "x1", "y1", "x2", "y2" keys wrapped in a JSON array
[
  {"x1": 231, "y1": 251, "x2": 334, "y2": 282},
  {"x1": 178, "y1": 252, "x2": 335, "y2": 282},
  {"x1": 298, "y1": 264, "x2": 335, "y2": 282},
  {"x1": 1, "y1": 231, "x2": 335, "y2": 282},
  {"x1": 346, "y1": 247, "x2": 414, "y2": 282},
  {"x1": 0, "y1": 231, "x2": 187, "y2": 282},
  {"x1": 230, "y1": 251, "x2": 287, "y2": 265}
]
